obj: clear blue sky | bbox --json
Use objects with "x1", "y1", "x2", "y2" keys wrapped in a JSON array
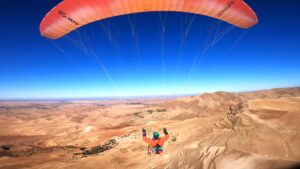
[{"x1": 0, "y1": 0, "x2": 300, "y2": 99}]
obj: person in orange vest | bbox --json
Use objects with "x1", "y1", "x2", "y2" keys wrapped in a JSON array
[{"x1": 142, "y1": 128, "x2": 169, "y2": 155}]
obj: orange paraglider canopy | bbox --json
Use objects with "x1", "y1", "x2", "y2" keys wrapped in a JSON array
[{"x1": 40, "y1": 0, "x2": 258, "y2": 39}]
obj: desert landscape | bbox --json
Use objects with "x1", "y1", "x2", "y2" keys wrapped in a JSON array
[{"x1": 0, "y1": 87, "x2": 300, "y2": 169}]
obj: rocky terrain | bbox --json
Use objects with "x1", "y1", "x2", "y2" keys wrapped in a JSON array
[{"x1": 0, "y1": 87, "x2": 300, "y2": 169}]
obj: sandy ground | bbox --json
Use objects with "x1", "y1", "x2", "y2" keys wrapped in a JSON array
[{"x1": 0, "y1": 88, "x2": 300, "y2": 169}]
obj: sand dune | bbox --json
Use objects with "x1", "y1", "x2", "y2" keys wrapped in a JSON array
[{"x1": 0, "y1": 87, "x2": 300, "y2": 169}]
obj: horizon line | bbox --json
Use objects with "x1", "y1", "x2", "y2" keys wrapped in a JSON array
[{"x1": 1, "y1": 86, "x2": 299, "y2": 102}]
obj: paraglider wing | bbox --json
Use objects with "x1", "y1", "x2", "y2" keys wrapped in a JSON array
[{"x1": 40, "y1": 0, "x2": 258, "y2": 39}]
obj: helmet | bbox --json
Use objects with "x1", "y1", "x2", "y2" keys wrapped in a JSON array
[{"x1": 153, "y1": 132, "x2": 159, "y2": 138}]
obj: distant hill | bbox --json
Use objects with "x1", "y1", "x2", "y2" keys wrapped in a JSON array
[{"x1": 157, "y1": 87, "x2": 300, "y2": 120}]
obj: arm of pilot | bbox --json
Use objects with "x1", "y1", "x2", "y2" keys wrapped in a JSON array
[
  {"x1": 142, "y1": 128, "x2": 152, "y2": 144},
  {"x1": 161, "y1": 128, "x2": 169, "y2": 143}
]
